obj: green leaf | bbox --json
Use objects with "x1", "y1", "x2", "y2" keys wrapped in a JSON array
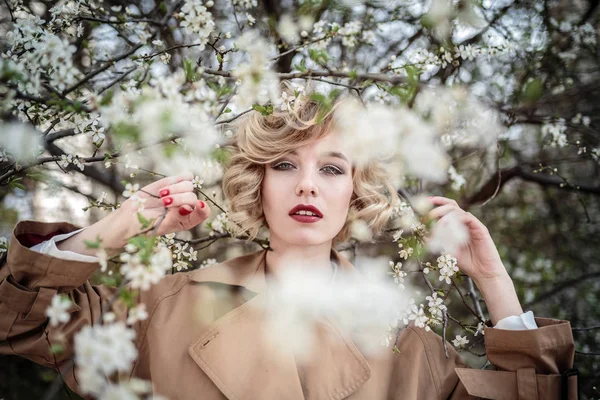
[
  {"x1": 50, "y1": 343, "x2": 65, "y2": 355},
  {"x1": 137, "y1": 212, "x2": 153, "y2": 229},
  {"x1": 521, "y1": 77, "x2": 544, "y2": 105},
  {"x1": 100, "y1": 275, "x2": 118, "y2": 286},
  {"x1": 84, "y1": 237, "x2": 102, "y2": 249},
  {"x1": 293, "y1": 58, "x2": 307, "y2": 72},
  {"x1": 100, "y1": 89, "x2": 114, "y2": 106},
  {"x1": 119, "y1": 289, "x2": 136, "y2": 308},
  {"x1": 308, "y1": 48, "x2": 329, "y2": 65},
  {"x1": 252, "y1": 104, "x2": 273, "y2": 116},
  {"x1": 183, "y1": 58, "x2": 197, "y2": 82},
  {"x1": 216, "y1": 53, "x2": 223, "y2": 64},
  {"x1": 223, "y1": 107, "x2": 232, "y2": 113},
  {"x1": 8, "y1": 176, "x2": 25, "y2": 191},
  {"x1": 158, "y1": 1, "x2": 167, "y2": 14}
]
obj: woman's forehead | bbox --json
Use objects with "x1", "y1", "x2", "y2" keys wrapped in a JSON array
[{"x1": 288, "y1": 132, "x2": 350, "y2": 160}]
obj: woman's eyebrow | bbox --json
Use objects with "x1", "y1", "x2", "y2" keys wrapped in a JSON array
[
  {"x1": 286, "y1": 150, "x2": 349, "y2": 163},
  {"x1": 321, "y1": 151, "x2": 349, "y2": 163}
]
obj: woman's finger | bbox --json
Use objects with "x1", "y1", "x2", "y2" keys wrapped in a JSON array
[
  {"x1": 159, "y1": 199, "x2": 210, "y2": 234},
  {"x1": 427, "y1": 196, "x2": 459, "y2": 208},
  {"x1": 183, "y1": 199, "x2": 211, "y2": 228},
  {"x1": 156, "y1": 180, "x2": 195, "y2": 198},
  {"x1": 155, "y1": 192, "x2": 199, "y2": 209},
  {"x1": 139, "y1": 172, "x2": 194, "y2": 196},
  {"x1": 425, "y1": 203, "x2": 461, "y2": 221}
]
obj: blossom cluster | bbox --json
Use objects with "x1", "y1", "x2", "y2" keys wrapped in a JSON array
[
  {"x1": 4, "y1": 10, "x2": 81, "y2": 95},
  {"x1": 178, "y1": 0, "x2": 216, "y2": 47},
  {"x1": 119, "y1": 244, "x2": 173, "y2": 291},
  {"x1": 0, "y1": 237, "x2": 7, "y2": 256},
  {"x1": 541, "y1": 119, "x2": 568, "y2": 148},
  {"x1": 232, "y1": 29, "x2": 280, "y2": 108},
  {"x1": 160, "y1": 234, "x2": 199, "y2": 272},
  {"x1": 397, "y1": 41, "x2": 516, "y2": 73}
]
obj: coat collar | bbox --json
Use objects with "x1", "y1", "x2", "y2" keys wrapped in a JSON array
[{"x1": 186, "y1": 249, "x2": 372, "y2": 400}]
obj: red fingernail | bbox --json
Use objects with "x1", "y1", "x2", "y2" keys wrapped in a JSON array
[
  {"x1": 162, "y1": 197, "x2": 173, "y2": 206},
  {"x1": 179, "y1": 206, "x2": 192, "y2": 216},
  {"x1": 199, "y1": 201, "x2": 205, "y2": 209},
  {"x1": 159, "y1": 189, "x2": 170, "y2": 197}
]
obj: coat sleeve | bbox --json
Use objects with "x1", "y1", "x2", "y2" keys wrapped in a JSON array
[
  {"x1": 0, "y1": 220, "x2": 151, "y2": 396},
  {"x1": 415, "y1": 318, "x2": 577, "y2": 399}
]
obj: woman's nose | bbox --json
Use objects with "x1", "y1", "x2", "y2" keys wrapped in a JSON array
[{"x1": 295, "y1": 171, "x2": 319, "y2": 197}]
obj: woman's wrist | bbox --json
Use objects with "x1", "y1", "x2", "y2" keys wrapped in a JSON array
[
  {"x1": 56, "y1": 211, "x2": 130, "y2": 257},
  {"x1": 473, "y1": 272, "x2": 524, "y2": 326}
]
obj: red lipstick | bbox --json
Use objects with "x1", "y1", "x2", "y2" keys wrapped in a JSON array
[{"x1": 289, "y1": 204, "x2": 323, "y2": 223}]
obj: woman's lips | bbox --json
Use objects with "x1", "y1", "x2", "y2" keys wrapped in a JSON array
[{"x1": 290, "y1": 214, "x2": 321, "y2": 223}]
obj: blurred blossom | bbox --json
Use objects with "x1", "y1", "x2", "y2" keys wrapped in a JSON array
[
  {"x1": 448, "y1": 165, "x2": 466, "y2": 191},
  {"x1": 99, "y1": 73, "x2": 220, "y2": 159},
  {"x1": 350, "y1": 219, "x2": 373, "y2": 242},
  {"x1": 278, "y1": 14, "x2": 300, "y2": 43},
  {"x1": 74, "y1": 322, "x2": 137, "y2": 379},
  {"x1": 541, "y1": 119, "x2": 568, "y2": 148},
  {"x1": 427, "y1": 212, "x2": 469, "y2": 255},
  {"x1": 232, "y1": 30, "x2": 280, "y2": 108},
  {"x1": 0, "y1": 121, "x2": 43, "y2": 162},
  {"x1": 119, "y1": 247, "x2": 173, "y2": 291},
  {"x1": 45, "y1": 295, "x2": 72, "y2": 327},
  {"x1": 333, "y1": 98, "x2": 401, "y2": 164},
  {"x1": 257, "y1": 258, "x2": 414, "y2": 362},
  {"x1": 414, "y1": 86, "x2": 503, "y2": 149},
  {"x1": 127, "y1": 304, "x2": 149, "y2": 325}
]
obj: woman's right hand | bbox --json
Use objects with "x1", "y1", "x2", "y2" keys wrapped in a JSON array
[{"x1": 56, "y1": 173, "x2": 211, "y2": 256}]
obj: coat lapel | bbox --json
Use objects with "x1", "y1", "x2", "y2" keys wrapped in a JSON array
[{"x1": 186, "y1": 249, "x2": 372, "y2": 400}]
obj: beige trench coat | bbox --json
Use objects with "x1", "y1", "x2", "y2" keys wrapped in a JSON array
[{"x1": 0, "y1": 221, "x2": 578, "y2": 400}]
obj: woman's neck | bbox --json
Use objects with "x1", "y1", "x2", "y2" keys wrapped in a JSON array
[{"x1": 265, "y1": 237, "x2": 333, "y2": 277}]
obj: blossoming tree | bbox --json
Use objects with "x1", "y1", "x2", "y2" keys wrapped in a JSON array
[{"x1": 0, "y1": 0, "x2": 599, "y2": 398}]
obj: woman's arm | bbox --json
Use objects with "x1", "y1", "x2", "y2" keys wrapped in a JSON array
[
  {"x1": 0, "y1": 174, "x2": 210, "y2": 396},
  {"x1": 54, "y1": 173, "x2": 210, "y2": 257},
  {"x1": 425, "y1": 196, "x2": 534, "y2": 326}
]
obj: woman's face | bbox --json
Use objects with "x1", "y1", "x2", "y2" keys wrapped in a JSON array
[{"x1": 262, "y1": 132, "x2": 354, "y2": 247}]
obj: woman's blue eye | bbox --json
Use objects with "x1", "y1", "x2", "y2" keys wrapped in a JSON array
[
  {"x1": 322, "y1": 165, "x2": 344, "y2": 175},
  {"x1": 273, "y1": 162, "x2": 294, "y2": 170},
  {"x1": 272, "y1": 162, "x2": 343, "y2": 175}
]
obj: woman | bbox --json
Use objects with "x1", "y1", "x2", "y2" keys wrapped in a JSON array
[{"x1": 0, "y1": 90, "x2": 577, "y2": 399}]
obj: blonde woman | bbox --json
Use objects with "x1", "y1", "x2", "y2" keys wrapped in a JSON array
[{"x1": 0, "y1": 90, "x2": 576, "y2": 399}]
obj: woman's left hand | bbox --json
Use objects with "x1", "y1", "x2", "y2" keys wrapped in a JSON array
[{"x1": 424, "y1": 196, "x2": 508, "y2": 283}]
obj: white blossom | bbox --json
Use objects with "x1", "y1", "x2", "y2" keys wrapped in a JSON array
[
  {"x1": 45, "y1": 295, "x2": 72, "y2": 327},
  {"x1": 122, "y1": 183, "x2": 140, "y2": 198},
  {"x1": 192, "y1": 176, "x2": 204, "y2": 189},
  {"x1": 428, "y1": 211, "x2": 469, "y2": 255},
  {"x1": 0, "y1": 122, "x2": 43, "y2": 162},
  {"x1": 541, "y1": 119, "x2": 568, "y2": 148},
  {"x1": 452, "y1": 334, "x2": 469, "y2": 348},
  {"x1": 200, "y1": 258, "x2": 218, "y2": 268},
  {"x1": 210, "y1": 213, "x2": 230, "y2": 234},
  {"x1": 436, "y1": 253, "x2": 459, "y2": 284},
  {"x1": 127, "y1": 304, "x2": 149, "y2": 325},
  {"x1": 425, "y1": 292, "x2": 447, "y2": 319},
  {"x1": 448, "y1": 165, "x2": 466, "y2": 191},
  {"x1": 232, "y1": 30, "x2": 280, "y2": 108},
  {"x1": 179, "y1": 0, "x2": 215, "y2": 47},
  {"x1": 389, "y1": 261, "x2": 407, "y2": 289},
  {"x1": 74, "y1": 322, "x2": 138, "y2": 380}
]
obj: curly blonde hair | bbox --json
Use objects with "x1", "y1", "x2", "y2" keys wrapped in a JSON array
[{"x1": 222, "y1": 82, "x2": 399, "y2": 243}]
